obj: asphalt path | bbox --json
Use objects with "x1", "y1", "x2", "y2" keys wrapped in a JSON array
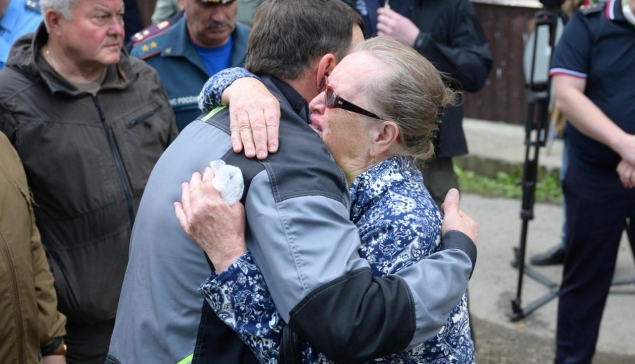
[{"x1": 462, "y1": 193, "x2": 635, "y2": 363}]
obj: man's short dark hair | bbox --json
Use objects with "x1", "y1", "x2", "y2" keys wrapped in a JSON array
[{"x1": 245, "y1": 0, "x2": 364, "y2": 80}]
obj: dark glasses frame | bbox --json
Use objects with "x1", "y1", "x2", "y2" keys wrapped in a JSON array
[{"x1": 323, "y1": 76, "x2": 382, "y2": 120}]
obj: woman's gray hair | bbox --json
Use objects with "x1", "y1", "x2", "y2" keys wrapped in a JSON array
[
  {"x1": 356, "y1": 36, "x2": 457, "y2": 162},
  {"x1": 40, "y1": 0, "x2": 78, "y2": 19}
]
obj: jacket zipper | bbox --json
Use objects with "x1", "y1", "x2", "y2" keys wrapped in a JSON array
[
  {"x1": 93, "y1": 97, "x2": 135, "y2": 227},
  {"x1": 0, "y1": 233, "x2": 25, "y2": 363},
  {"x1": 128, "y1": 106, "x2": 162, "y2": 128}
]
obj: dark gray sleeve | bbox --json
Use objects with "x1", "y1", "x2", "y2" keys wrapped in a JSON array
[{"x1": 443, "y1": 230, "x2": 477, "y2": 277}]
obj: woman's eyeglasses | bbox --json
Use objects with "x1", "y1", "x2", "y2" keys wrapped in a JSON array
[{"x1": 323, "y1": 76, "x2": 382, "y2": 120}]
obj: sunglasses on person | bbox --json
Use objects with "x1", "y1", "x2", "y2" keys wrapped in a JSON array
[{"x1": 323, "y1": 76, "x2": 382, "y2": 120}]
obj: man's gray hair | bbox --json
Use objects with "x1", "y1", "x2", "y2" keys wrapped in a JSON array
[
  {"x1": 40, "y1": 0, "x2": 78, "y2": 19},
  {"x1": 356, "y1": 36, "x2": 456, "y2": 162}
]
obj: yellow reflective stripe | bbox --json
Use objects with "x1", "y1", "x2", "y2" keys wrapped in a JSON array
[
  {"x1": 201, "y1": 106, "x2": 227, "y2": 121},
  {"x1": 177, "y1": 353, "x2": 193, "y2": 364}
]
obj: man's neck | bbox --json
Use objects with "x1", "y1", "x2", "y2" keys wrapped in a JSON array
[
  {"x1": 286, "y1": 76, "x2": 320, "y2": 104},
  {"x1": 44, "y1": 42, "x2": 107, "y2": 84}
]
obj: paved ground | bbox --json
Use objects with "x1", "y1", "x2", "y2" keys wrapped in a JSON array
[{"x1": 459, "y1": 119, "x2": 635, "y2": 363}]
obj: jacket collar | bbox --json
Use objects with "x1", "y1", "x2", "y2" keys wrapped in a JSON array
[
  {"x1": 606, "y1": 0, "x2": 633, "y2": 25},
  {"x1": 230, "y1": 24, "x2": 249, "y2": 67},
  {"x1": 17, "y1": 23, "x2": 136, "y2": 96},
  {"x1": 266, "y1": 75, "x2": 309, "y2": 120}
]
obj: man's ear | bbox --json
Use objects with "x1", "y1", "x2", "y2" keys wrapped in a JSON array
[
  {"x1": 371, "y1": 121, "x2": 400, "y2": 156},
  {"x1": 178, "y1": 0, "x2": 186, "y2": 11},
  {"x1": 316, "y1": 53, "x2": 337, "y2": 89},
  {"x1": 44, "y1": 10, "x2": 63, "y2": 35}
]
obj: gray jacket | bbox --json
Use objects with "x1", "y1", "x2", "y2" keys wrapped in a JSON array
[{"x1": 108, "y1": 76, "x2": 476, "y2": 363}]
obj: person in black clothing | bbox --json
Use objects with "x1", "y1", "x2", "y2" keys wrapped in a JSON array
[
  {"x1": 549, "y1": 0, "x2": 635, "y2": 361},
  {"x1": 123, "y1": 0, "x2": 143, "y2": 42},
  {"x1": 350, "y1": 0, "x2": 492, "y2": 206}
]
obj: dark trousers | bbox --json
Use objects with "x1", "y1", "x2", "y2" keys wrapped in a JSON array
[
  {"x1": 416, "y1": 156, "x2": 478, "y2": 346},
  {"x1": 65, "y1": 319, "x2": 115, "y2": 364},
  {"x1": 556, "y1": 159, "x2": 635, "y2": 364},
  {"x1": 417, "y1": 157, "x2": 459, "y2": 207}
]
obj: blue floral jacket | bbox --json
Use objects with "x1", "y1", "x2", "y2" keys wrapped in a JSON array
[{"x1": 200, "y1": 156, "x2": 474, "y2": 363}]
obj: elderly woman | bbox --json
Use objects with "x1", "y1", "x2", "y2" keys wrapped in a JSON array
[{"x1": 181, "y1": 36, "x2": 473, "y2": 363}]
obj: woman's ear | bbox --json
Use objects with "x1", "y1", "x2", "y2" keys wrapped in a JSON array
[{"x1": 371, "y1": 121, "x2": 400, "y2": 156}]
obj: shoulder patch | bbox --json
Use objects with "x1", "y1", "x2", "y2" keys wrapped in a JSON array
[
  {"x1": 25, "y1": 0, "x2": 41, "y2": 13},
  {"x1": 131, "y1": 24, "x2": 171, "y2": 60},
  {"x1": 132, "y1": 36, "x2": 167, "y2": 60},
  {"x1": 580, "y1": 1, "x2": 606, "y2": 16},
  {"x1": 131, "y1": 20, "x2": 172, "y2": 44}
]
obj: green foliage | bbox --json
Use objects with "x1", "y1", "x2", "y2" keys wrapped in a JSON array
[{"x1": 454, "y1": 164, "x2": 563, "y2": 204}]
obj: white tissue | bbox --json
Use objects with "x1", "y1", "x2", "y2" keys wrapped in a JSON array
[{"x1": 210, "y1": 160, "x2": 244, "y2": 205}]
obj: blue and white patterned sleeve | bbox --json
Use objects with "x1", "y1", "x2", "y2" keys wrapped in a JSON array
[
  {"x1": 197, "y1": 67, "x2": 261, "y2": 112},
  {"x1": 199, "y1": 251, "x2": 284, "y2": 363}
]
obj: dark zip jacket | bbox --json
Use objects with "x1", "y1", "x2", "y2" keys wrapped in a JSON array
[
  {"x1": 409, "y1": 0, "x2": 493, "y2": 157},
  {"x1": 0, "y1": 24, "x2": 178, "y2": 326},
  {"x1": 360, "y1": 0, "x2": 493, "y2": 157}
]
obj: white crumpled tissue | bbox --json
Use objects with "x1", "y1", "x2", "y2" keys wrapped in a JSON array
[{"x1": 209, "y1": 160, "x2": 244, "y2": 205}]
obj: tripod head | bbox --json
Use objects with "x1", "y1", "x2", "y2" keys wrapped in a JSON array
[{"x1": 523, "y1": 0, "x2": 567, "y2": 92}]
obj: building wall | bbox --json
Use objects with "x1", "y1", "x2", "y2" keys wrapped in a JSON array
[{"x1": 465, "y1": 0, "x2": 544, "y2": 125}]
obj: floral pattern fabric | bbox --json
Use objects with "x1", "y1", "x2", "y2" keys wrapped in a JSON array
[
  {"x1": 200, "y1": 156, "x2": 474, "y2": 363},
  {"x1": 198, "y1": 67, "x2": 260, "y2": 112}
]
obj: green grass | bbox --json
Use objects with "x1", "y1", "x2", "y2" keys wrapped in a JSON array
[{"x1": 454, "y1": 164, "x2": 563, "y2": 204}]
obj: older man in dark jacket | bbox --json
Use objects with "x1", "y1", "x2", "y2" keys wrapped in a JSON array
[{"x1": 0, "y1": 0, "x2": 178, "y2": 362}]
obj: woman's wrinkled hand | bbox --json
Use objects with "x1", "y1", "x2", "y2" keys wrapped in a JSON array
[{"x1": 174, "y1": 167, "x2": 247, "y2": 273}]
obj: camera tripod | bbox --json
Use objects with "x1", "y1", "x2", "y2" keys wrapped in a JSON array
[{"x1": 508, "y1": 1, "x2": 567, "y2": 321}]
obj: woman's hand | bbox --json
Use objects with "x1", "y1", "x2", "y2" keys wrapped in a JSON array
[
  {"x1": 441, "y1": 189, "x2": 478, "y2": 245},
  {"x1": 174, "y1": 167, "x2": 247, "y2": 273},
  {"x1": 224, "y1": 78, "x2": 281, "y2": 160},
  {"x1": 376, "y1": 7, "x2": 420, "y2": 47},
  {"x1": 617, "y1": 159, "x2": 635, "y2": 189}
]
